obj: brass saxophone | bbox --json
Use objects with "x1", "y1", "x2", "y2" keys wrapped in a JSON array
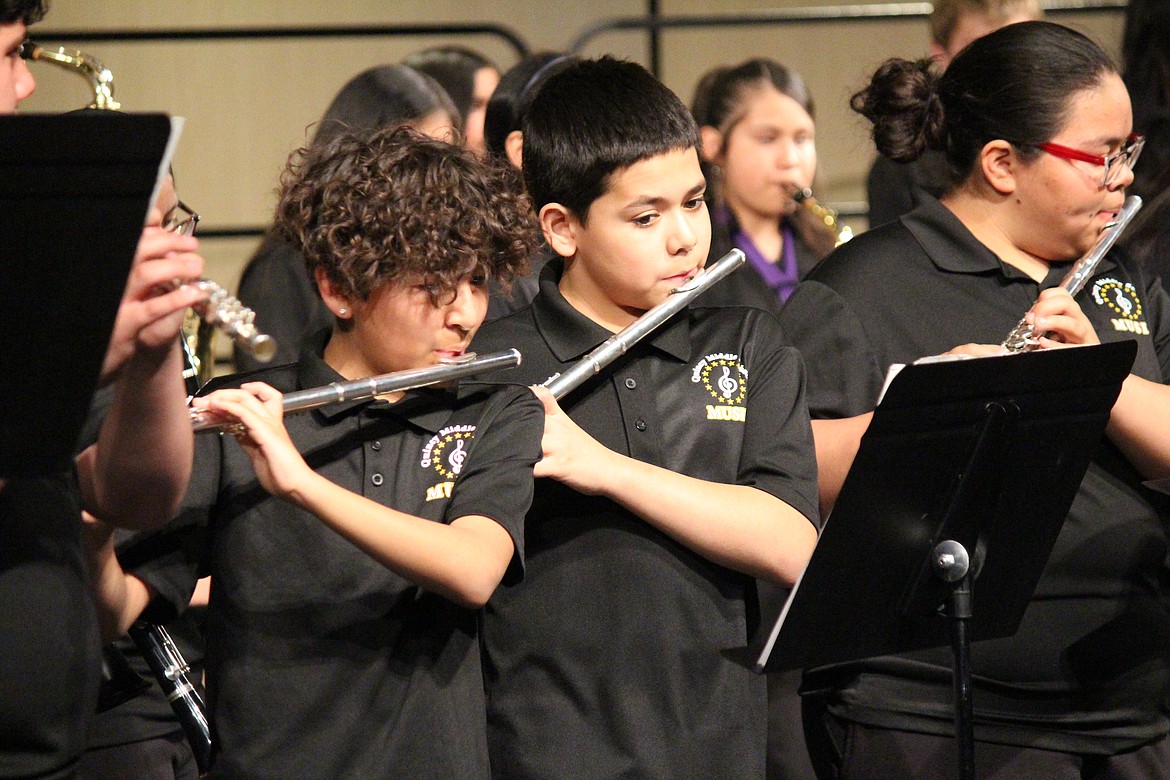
[
  {"x1": 20, "y1": 41, "x2": 120, "y2": 110},
  {"x1": 20, "y1": 40, "x2": 275, "y2": 384},
  {"x1": 793, "y1": 187, "x2": 853, "y2": 247}
]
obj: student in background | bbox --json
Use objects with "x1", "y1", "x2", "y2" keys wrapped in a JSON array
[
  {"x1": 483, "y1": 51, "x2": 571, "y2": 169},
  {"x1": 1118, "y1": 0, "x2": 1170, "y2": 283},
  {"x1": 692, "y1": 58, "x2": 836, "y2": 316},
  {"x1": 77, "y1": 173, "x2": 210, "y2": 780},
  {"x1": 482, "y1": 51, "x2": 576, "y2": 321},
  {"x1": 234, "y1": 64, "x2": 459, "y2": 372},
  {"x1": 865, "y1": 0, "x2": 1042, "y2": 228},
  {"x1": 404, "y1": 45, "x2": 498, "y2": 156}
]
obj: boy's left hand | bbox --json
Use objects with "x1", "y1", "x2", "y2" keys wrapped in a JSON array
[
  {"x1": 191, "y1": 382, "x2": 314, "y2": 500},
  {"x1": 530, "y1": 385, "x2": 613, "y2": 495}
]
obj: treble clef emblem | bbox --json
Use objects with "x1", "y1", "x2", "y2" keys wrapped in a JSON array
[
  {"x1": 1115, "y1": 289, "x2": 1133, "y2": 315},
  {"x1": 717, "y1": 366, "x2": 739, "y2": 399},
  {"x1": 447, "y1": 439, "x2": 467, "y2": 476}
]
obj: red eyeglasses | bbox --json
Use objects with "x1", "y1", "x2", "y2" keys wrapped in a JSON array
[{"x1": 1035, "y1": 133, "x2": 1145, "y2": 188}]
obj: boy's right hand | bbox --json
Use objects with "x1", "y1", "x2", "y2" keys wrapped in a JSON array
[{"x1": 529, "y1": 385, "x2": 615, "y2": 495}]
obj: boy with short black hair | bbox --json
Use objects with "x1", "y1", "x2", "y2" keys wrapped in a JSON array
[{"x1": 472, "y1": 56, "x2": 820, "y2": 779}]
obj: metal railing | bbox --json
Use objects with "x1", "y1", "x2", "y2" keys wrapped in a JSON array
[
  {"x1": 572, "y1": 1, "x2": 1128, "y2": 73},
  {"x1": 33, "y1": 22, "x2": 528, "y2": 56},
  {"x1": 31, "y1": 22, "x2": 529, "y2": 239}
]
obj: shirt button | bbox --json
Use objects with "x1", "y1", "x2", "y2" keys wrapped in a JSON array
[
  {"x1": 624, "y1": 378, "x2": 637, "y2": 389},
  {"x1": 635, "y1": 419, "x2": 647, "y2": 432},
  {"x1": 371, "y1": 473, "x2": 384, "y2": 486},
  {"x1": 370, "y1": 441, "x2": 382, "y2": 451}
]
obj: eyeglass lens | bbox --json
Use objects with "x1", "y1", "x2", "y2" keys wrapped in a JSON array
[
  {"x1": 1105, "y1": 137, "x2": 1144, "y2": 187},
  {"x1": 165, "y1": 203, "x2": 200, "y2": 236}
]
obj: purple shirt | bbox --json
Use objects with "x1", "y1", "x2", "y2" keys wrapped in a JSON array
[{"x1": 718, "y1": 206, "x2": 800, "y2": 302}]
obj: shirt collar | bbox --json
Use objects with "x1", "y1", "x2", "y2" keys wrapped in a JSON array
[
  {"x1": 903, "y1": 194, "x2": 1010, "y2": 276},
  {"x1": 531, "y1": 256, "x2": 692, "y2": 364},
  {"x1": 903, "y1": 193, "x2": 1118, "y2": 283},
  {"x1": 296, "y1": 329, "x2": 456, "y2": 433}
]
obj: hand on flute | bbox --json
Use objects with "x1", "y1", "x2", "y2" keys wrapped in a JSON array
[
  {"x1": 529, "y1": 385, "x2": 613, "y2": 495},
  {"x1": 100, "y1": 227, "x2": 209, "y2": 384},
  {"x1": 946, "y1": 289, "x2": 1101, "y2": 358},
  {"x1": 191, "y1": 383, "x2": 315, "y2": 500},
  {"x1": 1020, "y1": 287, "x2": 1101, "y2": 349}
]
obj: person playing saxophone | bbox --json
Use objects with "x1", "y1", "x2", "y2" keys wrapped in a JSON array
[{"x1": 1, "y1": 2, "x2": 209, "y2": 778}]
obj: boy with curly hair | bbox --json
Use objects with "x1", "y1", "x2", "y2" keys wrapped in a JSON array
[{"x1": 87, "y1": 125, "x2": 545, "y2": 778}]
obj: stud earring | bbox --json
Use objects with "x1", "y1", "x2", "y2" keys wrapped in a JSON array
[{"x1": 338, "y1": 307, "x2": 347, "y2": 316}]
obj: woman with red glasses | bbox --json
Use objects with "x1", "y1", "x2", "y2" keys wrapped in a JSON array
[{"x1": 779, "y1": 21, "x2": 1170, "y2": 779}]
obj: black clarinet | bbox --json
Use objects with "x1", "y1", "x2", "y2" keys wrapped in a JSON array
[{"x1": 127, "y1": 620, "x2": 214, "y2": 776}]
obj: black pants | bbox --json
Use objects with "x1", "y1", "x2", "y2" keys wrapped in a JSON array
[
  {"x1": 78, "y1": 732, "x2": 199, "y2": 780},
  {"x1": 803, "y1": 696, "x2": 1170, "y2": 780}
]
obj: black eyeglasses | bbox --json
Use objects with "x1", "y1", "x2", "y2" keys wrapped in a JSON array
[{"x1": 164, "y1": 201, "x2": 201, "y2": 237}]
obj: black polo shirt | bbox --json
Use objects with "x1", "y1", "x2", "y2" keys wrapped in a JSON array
[
  {"x1": 471, "y1": 259, "x2": 820, "y2": 779},
  {"x1": 0, "y1": 472, "x2": 101, "y2": 780},
  {"x1": 128, "y1": 335, "x2": 543, "y2": 779},
  {"x1": 780, "y1": 194, "x2": 1170, "y2": 753}
]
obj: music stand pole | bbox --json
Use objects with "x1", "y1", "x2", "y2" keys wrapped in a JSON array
[{"x1": 935, "y1": 545, "x2": 975, "y2": 780}]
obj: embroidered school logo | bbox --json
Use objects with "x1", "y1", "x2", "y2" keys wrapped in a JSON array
[
  {"x1": 425, "y1": 482, "x2": 454, "y2": 502},
  {"x1": 421, "y1": 425, "x2": 476, "y2": 501},
  {"x1": 1092, "y1": 277, "x2": 1149, "y2": 336},
  {"x1": 691, "y1": 352, "x2": 747, "y2": 422},
  {"x1": 420, "y1": 425, "x2": 477, "y2": 478}
]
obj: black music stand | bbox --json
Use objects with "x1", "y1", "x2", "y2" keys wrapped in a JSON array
[
  {"x1": 754, "y1": 340, "x2": 1136, "y2": 780},
  {"x1": 0, "y1": 112, "x2": 178, "y2": 477}
]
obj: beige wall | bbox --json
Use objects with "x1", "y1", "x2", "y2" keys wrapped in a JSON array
[{"x1": 22, "y1": 1, "x2": 1125, "y2": 298}]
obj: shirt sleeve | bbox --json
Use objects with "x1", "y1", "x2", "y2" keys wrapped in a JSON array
[
  {"x1": 445, "y1": 386, "x2": 543, "y2": 585},
  {"x1": 778, "y1": 280, "x2": 886, "y2": 418},
  {"x1": 120, "y1": 430, "x2": 221, "y2": 622},
  {"x1": 738, "y1": 312, "x2": 821, "y2": 529},
  {"x1": 1142, "y1": 267, "x2": 1170, "y2": 383}
]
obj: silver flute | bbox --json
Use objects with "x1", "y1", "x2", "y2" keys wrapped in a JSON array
[
  {"x1": 1001, "y1": 195, "x2": 1143, "y2": 353},
  {"x1": 191, "y1": 348, "x2": 522, "y2": 432},
  {"x1": 166, "y1": 278, "x2": 278, "y2": 363},
  {"x1": 543, "y1": 249, "x2": 745, "y2": 399}
]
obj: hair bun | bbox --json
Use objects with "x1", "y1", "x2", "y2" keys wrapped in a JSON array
[{"x1": 850, "y1": 57, "x2": 941, "y2": 162}]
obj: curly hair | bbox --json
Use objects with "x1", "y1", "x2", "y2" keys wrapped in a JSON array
[{"x1": 274, "y1": 124, "x2": 540, "y2": 306}]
